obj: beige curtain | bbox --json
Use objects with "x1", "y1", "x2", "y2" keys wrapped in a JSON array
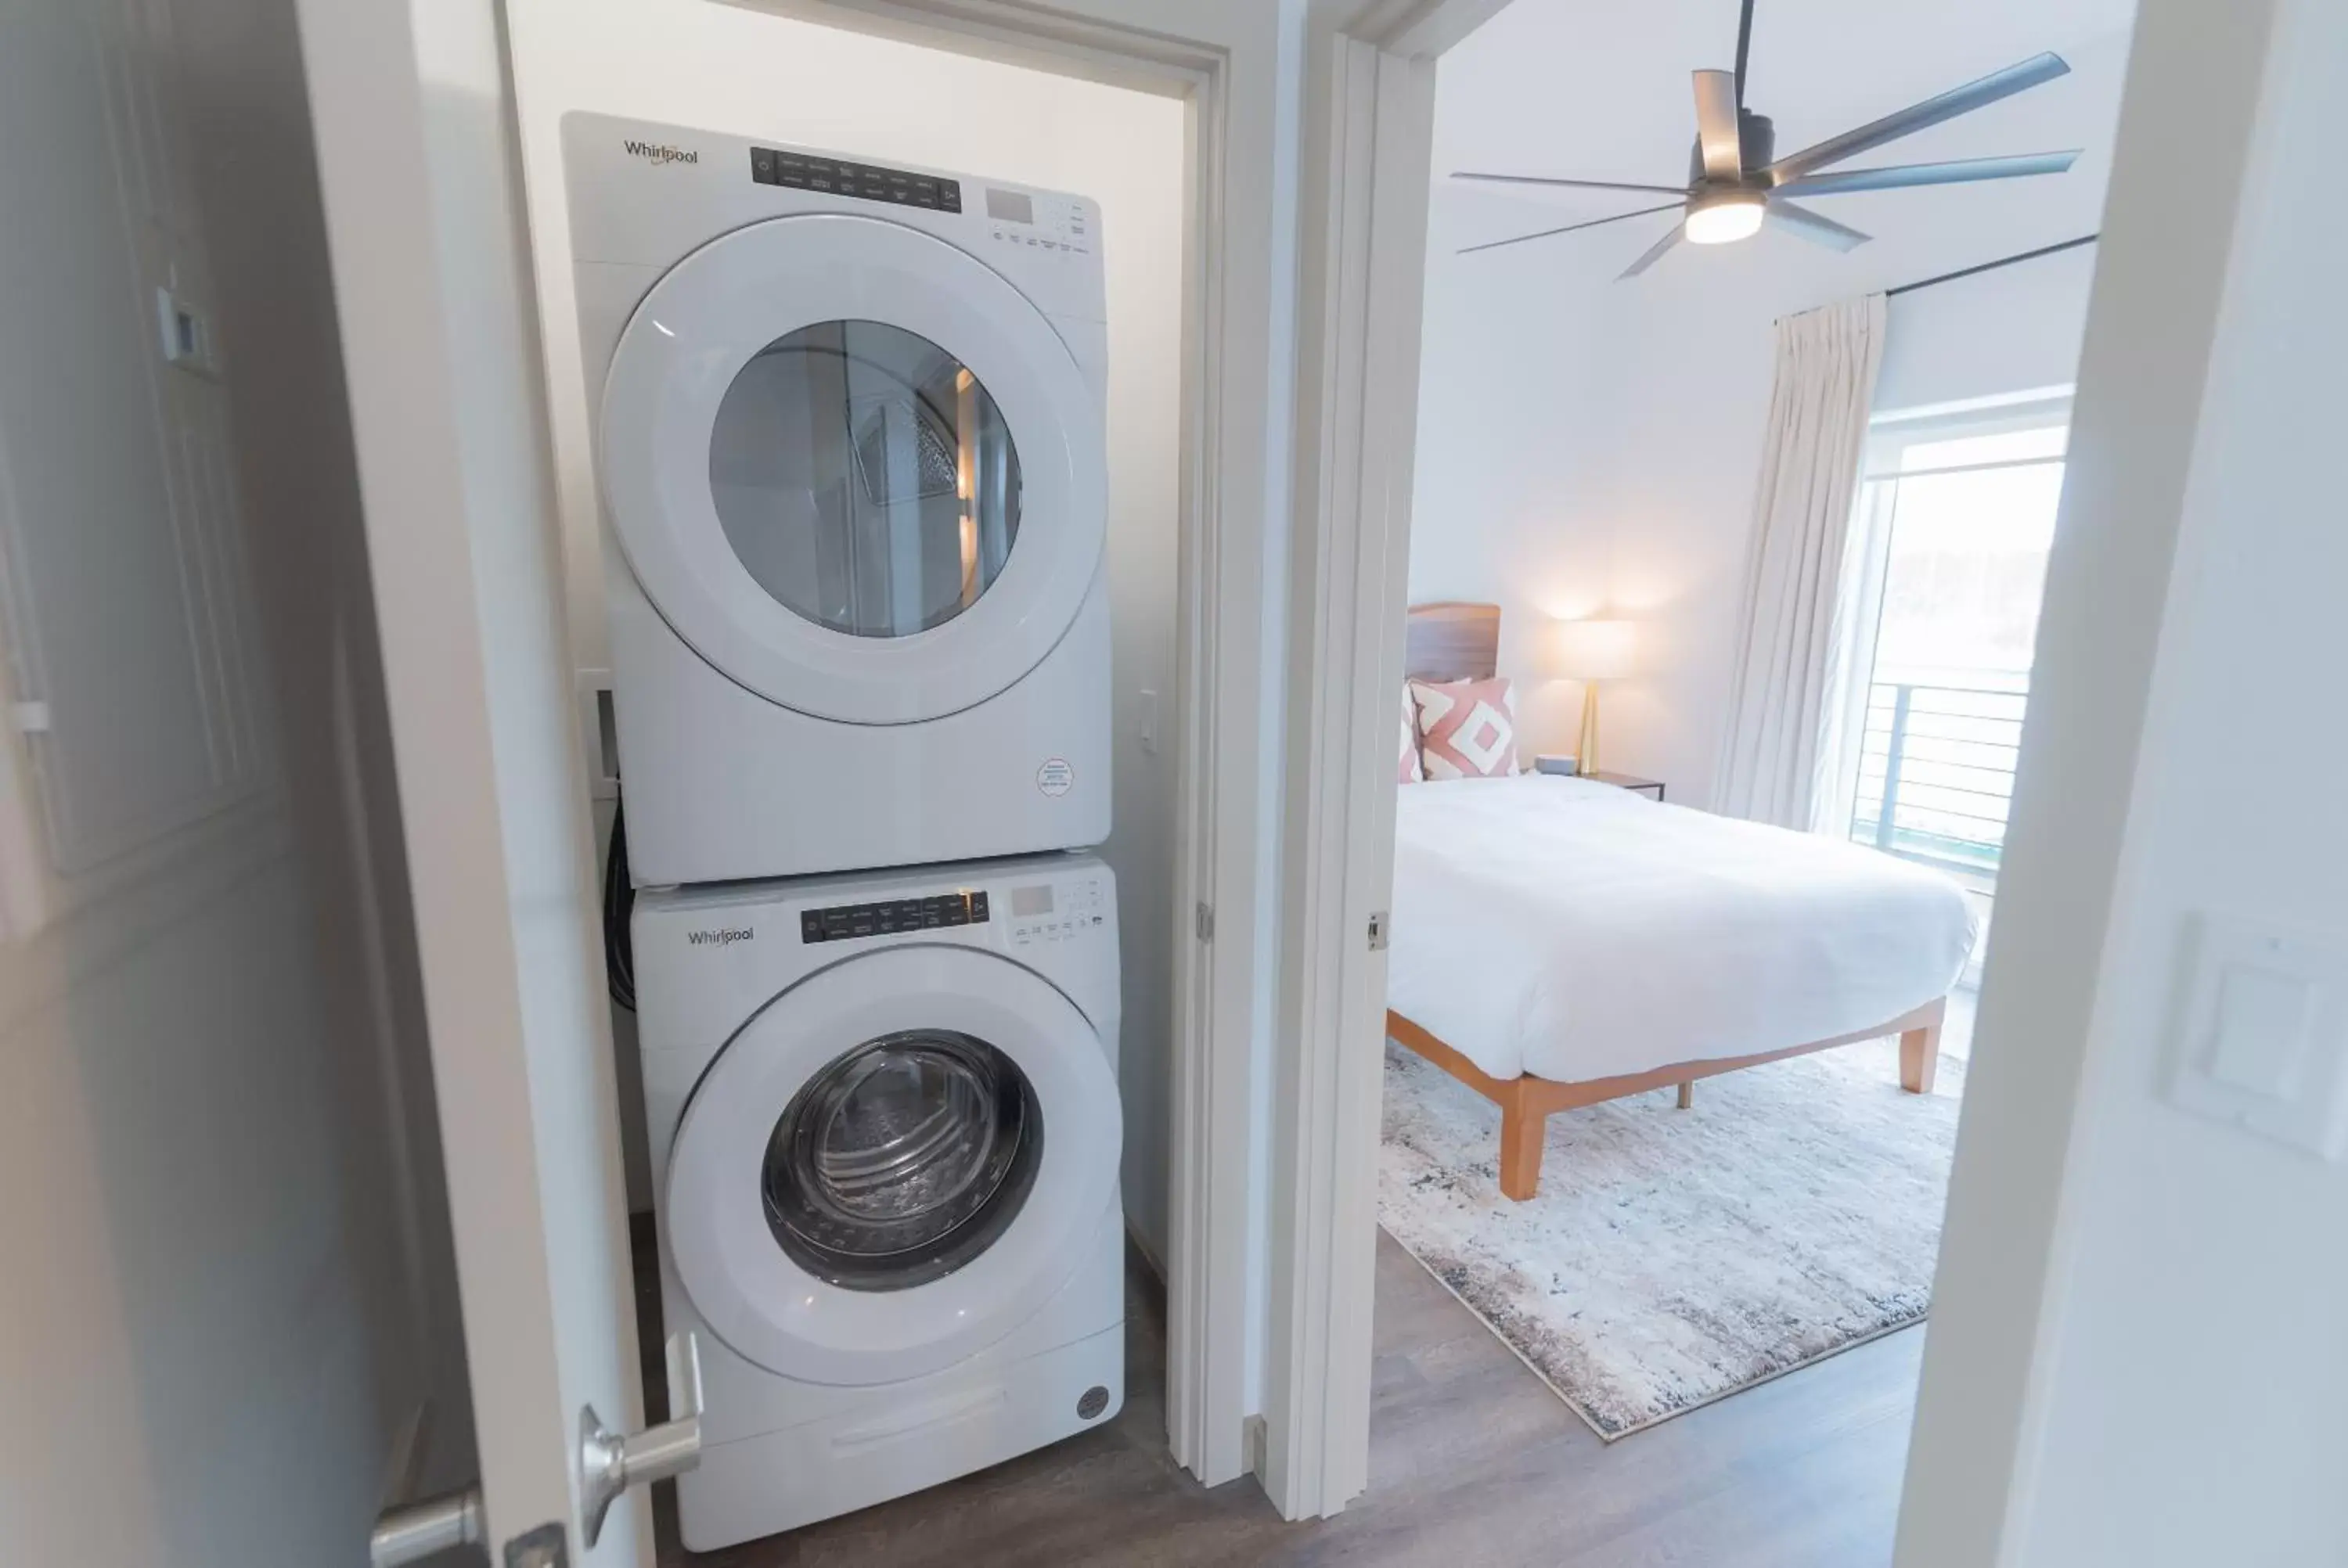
[{"x1": 1713, "y1": 294, "x2": 1887, "y2": 827}]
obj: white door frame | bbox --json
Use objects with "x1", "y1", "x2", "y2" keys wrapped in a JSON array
[
  {"x1": 715, "y1": 0, "x2": 1501, "y2": 1519},
  {"x1": 1262, "y1": 27, "x2": 1440, "y2": 1520}
]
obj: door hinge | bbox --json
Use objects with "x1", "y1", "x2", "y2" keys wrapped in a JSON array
[
  {"x1": 1194, "y1": 901, "x2": 1215, "y2": 943},
  {"x1": 1367, "y1": 911, "x2": 1389, "y2": 951}
]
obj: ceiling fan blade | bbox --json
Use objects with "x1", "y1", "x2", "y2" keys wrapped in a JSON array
[
  {"x1": 1775, "y1": 150, "x2": 2080, "y2": 196},
  {"x1": 1460, "y1": 202, "x2": 1686, "y2": 257},
  {"x1": 1692, "y1": 70, "x2": 1744, "y2": 181},
  {"x1": 1766, "y1": 52, "x2": 2072, "y2": 184},
  {"x1": 1618, "y1": 221, "x2": 1685, "y2": 279},
  {"x1": 1767, "y1": 199, "x2": 1871, "y2": 251},
  {"x1": 1453, "y1": 171, "x2": 1690, "y2": 196}
]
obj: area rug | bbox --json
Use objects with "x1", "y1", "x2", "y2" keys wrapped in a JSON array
[{"x1": 1377, "y1": 1034, "x2": 1964, "y2": 1440}]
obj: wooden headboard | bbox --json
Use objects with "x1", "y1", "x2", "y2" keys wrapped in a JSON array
[{"x1": 1404, "y1": 601, "x2": 1500, "y2": 682}]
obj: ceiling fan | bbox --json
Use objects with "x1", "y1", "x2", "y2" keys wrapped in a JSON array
[{"x1": 1455, "y1": 0, "x2": 2082, "y2": 277}]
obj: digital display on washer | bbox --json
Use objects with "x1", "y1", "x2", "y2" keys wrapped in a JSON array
[
  {"x1": 984, "y1": 188, "x2": 1035, "y2": 225},
  {"x1": 1009, "y1": 885, "x2": 1053, "y2": 917},
  {"x1": 747, "y1": 147, "x2": 962, "y2": 212},
  {"x1": 798, "y1": 890, "x2": 989, "y2": 944}
]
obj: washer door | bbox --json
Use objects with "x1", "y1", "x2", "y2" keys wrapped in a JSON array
[
  {"x1": 599, "y1": 213, "x2": 1105, "y2": 725},
  {"x1": 664, "y1": 944, "x2": 1119, "y2": 1386}
]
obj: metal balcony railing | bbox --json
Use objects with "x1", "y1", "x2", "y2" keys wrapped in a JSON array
[{"x1": 1849, "y1": 679, "x2": 2026, "y2": 876}]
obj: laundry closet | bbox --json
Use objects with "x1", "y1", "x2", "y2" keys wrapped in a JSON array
[{"x1": 504, "y1": 0, "x2": 1185, "y2": 1548}]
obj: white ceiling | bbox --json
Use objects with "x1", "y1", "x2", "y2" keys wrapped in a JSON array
[{"x1": 1435, "y1": 0, "x2": 2139, "y2": 256}]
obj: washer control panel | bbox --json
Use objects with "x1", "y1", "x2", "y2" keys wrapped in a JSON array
[
  {"x1": 747, "y1": 146, "x2": 963, "y2": 212},
  {"x1": 1007, "y1": 873, "x2": 1108, "y2": 948}
]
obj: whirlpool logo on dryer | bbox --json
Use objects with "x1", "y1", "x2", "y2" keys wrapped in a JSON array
[
  {"x1": 686, "y1": 926, "x2": 754, "y2": 948},
  {"x1": 623, "y1": 138, "x2": 700, "y2": 167}
]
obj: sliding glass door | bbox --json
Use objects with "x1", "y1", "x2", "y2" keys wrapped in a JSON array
[{"x1": 1822, "y1": 395, "x2": 2070, "y2": 971}]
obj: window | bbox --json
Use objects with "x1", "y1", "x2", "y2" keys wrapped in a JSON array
[{"x1": 1821, "y1": 395, "x2": 2069, "y2": 909}]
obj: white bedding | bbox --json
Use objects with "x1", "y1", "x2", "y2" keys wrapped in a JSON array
[{"x1": 1386, "y1": 775, "x2": 1976, "y2": 1084}]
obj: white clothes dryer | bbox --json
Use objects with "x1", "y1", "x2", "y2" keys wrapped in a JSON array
[
  {"x1": 564, "y1": 114, "x2": 1111, "y2": 885},
  {"x1": 634, "y1": 854, "x2": 1123, "y2": 1550}
]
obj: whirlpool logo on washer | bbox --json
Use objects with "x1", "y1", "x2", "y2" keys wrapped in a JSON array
[
  {"x1": 685, "y1": 926, "x2": 754, "y2": 948},
  {"x1": 623, "y1": 138, "x2": 700, "y2": 167}
]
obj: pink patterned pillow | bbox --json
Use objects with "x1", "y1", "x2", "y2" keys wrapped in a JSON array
[
  {"x1": 1410, "y1": 677, "x2": 1520, "y2": 779},
  {"x1": 1398, "y1": 685, "x2": 1424, "y2": 783}
]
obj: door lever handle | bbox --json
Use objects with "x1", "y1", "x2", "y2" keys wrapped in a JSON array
[
  {"x1": 580, "y1": 1329, "x2": 705, "y2": 1548},
  {"x1": 370, "y1": 1488, "x2": 482, "y2": 1567},
  {"x1": 370, "y1": 1398, "x2": 483, "y2": 1568}
]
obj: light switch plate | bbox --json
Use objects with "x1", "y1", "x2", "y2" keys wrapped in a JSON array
[{"x1": 2166, "y1": 912, "x2": 2348, "y2": 1160}]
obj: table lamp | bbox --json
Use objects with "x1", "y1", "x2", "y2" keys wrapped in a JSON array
[{"x1": 1551, "y1": 618, "x2": 1635, "y2": 776}]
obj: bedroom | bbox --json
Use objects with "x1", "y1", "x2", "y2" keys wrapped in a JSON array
[{"x1": 1374, "y1": 0, "x2": 2134, "y2": 1551}]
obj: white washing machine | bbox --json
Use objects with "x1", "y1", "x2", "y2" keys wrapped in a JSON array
[
  {"x1": 634, "y1": 854, "x2": 1124, "y2": 1550},
  {"x1": 564, "y1": 113, "x2": 1112, "y2": 885}
]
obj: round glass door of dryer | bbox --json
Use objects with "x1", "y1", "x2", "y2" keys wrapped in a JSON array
[
  {"x1": 710, "y1": 322, "x2": 1022, "y2": 641},
  {"x1": 600, "y1": 214, "x2": 1104, "y2": 727},
  {"x1": 761, "y1": 1028, "x2": 1042, "y2": 1291},
  {"x1": 661, "y1": 943, "x2": 1119, "y2": 1386}
]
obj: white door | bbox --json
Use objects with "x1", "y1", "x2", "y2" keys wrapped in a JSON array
[
  {"x1": 297, "y1": 3, "x2": 670, "y2": 1563},
  {"x1": 599, "y1": 214, "x2": 1105, "y2": 723},
  {"x1": 664, "y1": 944, "x2": 1120, "y2": 1384}
]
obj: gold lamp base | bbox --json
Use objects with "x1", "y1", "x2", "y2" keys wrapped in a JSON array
[{"x1": 1577, "y1": 683, "x2": 1601, "y2": 777}]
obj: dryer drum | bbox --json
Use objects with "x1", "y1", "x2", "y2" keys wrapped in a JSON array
[{"x1": 762, "y1": 1029, "x2": 1044, "y2": 1291}]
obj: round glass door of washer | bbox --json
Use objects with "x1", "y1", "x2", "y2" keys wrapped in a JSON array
[
  {"x1": 710, "y1": 321, "x2": 1022, "y2": 641},
  {"x1": 762, "y1": 1028, "x2": 1042, "y2": 1292},
  {"x1": 659, "y1": 942, "x2": 1120, "y2": 1386}
]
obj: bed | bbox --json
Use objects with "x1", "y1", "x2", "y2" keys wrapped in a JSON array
[{"x1": 1388, "y1": 602, "x2": 1976, "y2": 1199}]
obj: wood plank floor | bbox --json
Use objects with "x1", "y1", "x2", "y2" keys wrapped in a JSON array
[{"x1": 643, "y1": 1227, "x2": 1922, "y2": 1566}]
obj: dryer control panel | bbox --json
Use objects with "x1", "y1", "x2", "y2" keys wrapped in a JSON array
[
  {"x1": 1007, "y1": 872, "x2": 1109, "y2": 949},
  {"x1": 980, "y1": 184, "x2": 1094, "y2": 259}
]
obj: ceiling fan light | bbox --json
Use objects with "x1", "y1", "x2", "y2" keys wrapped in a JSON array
[{"x1": 1684, "y1": 190, "x2": 1765, "y2": 245}]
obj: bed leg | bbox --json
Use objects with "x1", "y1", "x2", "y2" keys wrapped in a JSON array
[
  {"x1": 1676, "y1": 1081, "x2": 1694, "y2": 1110},
  {"x1": 1497, "y1": 1088, "x2": 1546, "y2": 1201},
  {"x1": 1900, "y1": 1004, "x2": 1945, "y2": 1095}
]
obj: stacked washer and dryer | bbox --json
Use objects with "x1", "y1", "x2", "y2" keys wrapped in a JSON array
[{"x1": 565, "y1": 113, "x2": 1125, "y2": 1551}]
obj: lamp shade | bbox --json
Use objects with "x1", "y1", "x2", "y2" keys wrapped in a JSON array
[{"x1": 1551, "y1": 617, "x2": 1635, "y2": 681}]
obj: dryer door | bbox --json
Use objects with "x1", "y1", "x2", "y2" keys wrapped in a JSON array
[
  {"x1": 664, "y1": 944, "x2": 1119, "y2": 1386},
  {"x1": 599, "y1": 213, "x2": 1105, "y2": 725}
]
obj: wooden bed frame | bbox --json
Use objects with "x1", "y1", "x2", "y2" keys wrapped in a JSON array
[{"x1": 1393, "y1": 601, "x2": 1950, "y2": 1201}]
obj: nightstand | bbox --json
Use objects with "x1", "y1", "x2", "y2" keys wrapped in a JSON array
[{"x1": 1583, "y1": 770, "x2": 1665, "y2": 802}]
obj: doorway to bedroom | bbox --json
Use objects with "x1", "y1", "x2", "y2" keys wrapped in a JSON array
[{"x1": 1369, "y1": 0, "x2": 2136, "y2": 1557}]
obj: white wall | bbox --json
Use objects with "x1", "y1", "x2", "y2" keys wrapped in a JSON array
[
  {"x1": 504, "y1": 1, "x2": 1189, "y2": 1260},
  {"x1": 1875, "y1": 242, "x2": 2098, "y2": 413},
  {"x1": 1410, "y1": 22, "x2": 2132, "y2": 807},
  {"x1": 0, "y1": 0, "x2": 470, "y2": 1562}
]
